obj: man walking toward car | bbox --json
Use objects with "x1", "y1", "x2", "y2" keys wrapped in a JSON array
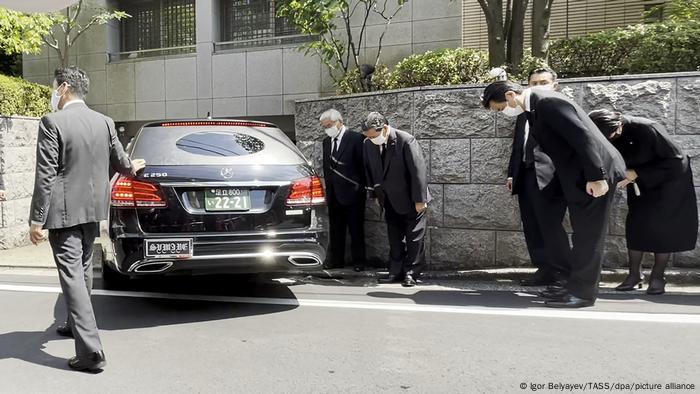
[
  {"x1": 29, "y1": 67, "x2": 145, "y2": 372},
  {"x1": 320, "y1": 109, "x2": 367, "y2": 272},
  {"x1": 362, "y1": 112, "x2": 430, "y2": 287}
]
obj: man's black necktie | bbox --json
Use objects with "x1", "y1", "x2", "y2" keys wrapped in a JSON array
[
  {"x1": 332, "y1": 137, "x2": 339, "y2": 157},
  {"x1": 380, "y1": 143, "x2": 387, "y2": 164}
]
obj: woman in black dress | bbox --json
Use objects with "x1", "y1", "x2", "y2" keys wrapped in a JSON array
[{"x1": 589, "y1": 110, "x2": 698, "y2": 295}]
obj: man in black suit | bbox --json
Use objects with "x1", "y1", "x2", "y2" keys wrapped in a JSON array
[
  {"x1": 507, "y1": 68, "x2": 571, "y2": 286},
  {"x1": 29, "y1": 67, "x2": 145, "y2": 371},
  {"x1": 320, "y1": 109, "x2": 366, "y2": 272},
  {"x1": 483, "y1": 81, "x2": 625, "y2": 308},
  {"x1": 362, "y1": 112, "x2": 430, "y2": 287}
]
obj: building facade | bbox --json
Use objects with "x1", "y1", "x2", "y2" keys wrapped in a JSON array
[
  {"x1": 22, "y1": 0, "x2": 665, "y2": 138},
  {"x1": 21, "y1": 0, "x2": 462, "y2": 138}
]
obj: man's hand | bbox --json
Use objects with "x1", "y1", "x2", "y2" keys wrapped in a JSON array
[
  {"x1": 0, "y1": 190, "x2": 5, "y2": 201},
  {"x1": 586, "y1": 180, "x2": 609, "y2": 198},
  {"x1": 625, "y1": 169, "x2": 638, "y2": 182},
  {"x1": 617, "y1": 179, "x2": 632, "y2": 189},
  {"x1": 29, "y1": 223, "x2": 46, "y2": 245},
  {"x1": 131, "y1": 159, "x2": 146, "y2": 175},
  {"x1": 506, "y1": 177, "x2": 513, "y2": 192},
  {"x1": 415, "y1": 202, "x2": 427, "y2": 213}
]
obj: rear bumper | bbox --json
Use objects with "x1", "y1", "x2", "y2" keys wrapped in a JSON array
[{"x1": 107, "y1": 230, "x2": 328, "y2": 276}]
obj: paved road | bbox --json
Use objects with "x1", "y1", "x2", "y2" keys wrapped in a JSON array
[{"x1": 0, "y1": 272, "x2": 699, "y2": 394}]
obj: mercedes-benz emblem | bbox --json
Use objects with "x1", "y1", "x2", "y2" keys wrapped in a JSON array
[{"x1": 220, "y1": 168, "x2": 234, "y2": 179}]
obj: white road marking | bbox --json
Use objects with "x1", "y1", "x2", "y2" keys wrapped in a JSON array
[{"x1": 1, "y1": 283, "x2": 699, "y2": 324}]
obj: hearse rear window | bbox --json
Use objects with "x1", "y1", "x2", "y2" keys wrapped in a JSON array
[{"x1": 175, "y1": 132, "x2": 264, "y2": 157}]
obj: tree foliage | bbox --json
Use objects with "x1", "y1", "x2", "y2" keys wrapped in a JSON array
[
  {"x1": 43, "y1": 0, "x2": 130, "y2": 67},
  {"x1": 0, "y1": 8, "x2": 53, "y2": 55},
  {"x1": 660, "y1": 0, "x2": 700, "y2": 22},
  {"x1": 277, "y1": 0, "x2": 408, "y2": 91},
  {"x1": 549, "y1": 20, "x2": 700, "y2": 78}
]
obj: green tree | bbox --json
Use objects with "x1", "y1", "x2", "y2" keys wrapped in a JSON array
[
  {"x1": 0, "y1": 8, "x2": 54, "y2": 55},
  {"x1": 277, "y1": 0, "x2": 408, "y2": 91},
  {"x1": 43, "y1": 0, "x2": 129, "y2": 67},
  {"x1": 661, "y1": 0, "x2": 700, "y2": 22}
]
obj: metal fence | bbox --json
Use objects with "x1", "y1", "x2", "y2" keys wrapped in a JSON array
[
  {"x1": 219, "y1": 0, "x2": 308, "y2": 49},
  {"x1": 119, "y1": 0, "x2": 196, "y2": 55}
]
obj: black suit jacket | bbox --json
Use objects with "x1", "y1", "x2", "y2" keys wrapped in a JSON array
[
  {"x1": 529, "y1": 90, "x2": 626, "y2": 202},
  {"x1": 508, "y1": 113, "x2": 559, "y2": 196},
  {"x1": 30, "y1": 102, "x2": 133, "y2": 229},
  {"x1": 363, "y1": 127, "x2": 431, "y2": 215},
  {"x1": 322, "y1": 128, "x2": 366, "y2": 205}
]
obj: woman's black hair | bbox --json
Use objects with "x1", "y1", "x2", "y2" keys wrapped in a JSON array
[{"x1": 588, "y1": 109, "x2": 623, "y2": 136}]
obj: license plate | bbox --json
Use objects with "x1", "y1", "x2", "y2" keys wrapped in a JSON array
[
  {"x1": 145, "y1": 239, "x2": 193, "y2": 259},
  {"x1": 205, "y1": 188, "x2": 251, "y2": 211}
]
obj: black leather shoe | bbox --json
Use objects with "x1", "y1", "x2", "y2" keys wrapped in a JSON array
[
  {"x1": 647, "y1": 278, "x2": 666, "y2": 295},
  {"x1": 544, "y1": 293, "x2": 595, "y2": 308},
  {"x1": 402, "y1": 275, "x2": 417, "y2": 287},
  {"x1": 68, "y1": 350, "x2": 106, "y2": 372},
  {"x1": 519, "y1": 270, "x2": 555, "y2": 286},
  {"x1": 615, "y1": 274, "x2": 644, "y2": 291},
  {"x1": 56, "y1": 323, "x2": 73, "y2": 338},
  {"x1": 353, "y1": 265, "x2": 365, "y2": 272},
  {"x1": 378, "y1": 275, "x2": 403, "y2": 284}
]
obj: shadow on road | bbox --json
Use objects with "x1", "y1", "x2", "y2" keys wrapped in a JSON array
[
  {"x1": 366, "y1": 289, "x2": 700, "y2": 309},
  {"x1": 0, "y1": 275, "x2": 300, "y2": 371},
  {"x1": 0, "y1": 328, "x2": 70, "y2": 371}
]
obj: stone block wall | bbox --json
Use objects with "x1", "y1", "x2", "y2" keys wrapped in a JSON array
[
  {"x1": 0, "y1": 117, "x2": 39, "y2": 250},
  {"x1": 294, "y1": 72, "x2": 700, "y2": 269}
]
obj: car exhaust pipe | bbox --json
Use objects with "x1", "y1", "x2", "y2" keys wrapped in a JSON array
[
  {"x1": 132, "y1": 261, "x2": 173, "y2": 273},
  {"x1": 287, "y1": 255, "x2": 322, "y2": 267}
]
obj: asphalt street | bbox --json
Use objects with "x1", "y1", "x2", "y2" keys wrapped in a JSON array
[{"x1": 0, "y1": 271, "x2": 699, "y2": 394}]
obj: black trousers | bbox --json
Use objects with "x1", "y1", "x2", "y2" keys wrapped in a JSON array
[
  {"x1": 384, "y1": 199, "x2": 427, "y2": 278},
  {"x1": 518, "y1": 165, "x2": 571, "y2": 276},
  {"x1": 49, "y1": 223, "x2": 103, "y2": 357},
  {"x1": 327, "y1": 192, "x2": 366, "y2": 267},
  {"x1": 566, "y1": 187, "x2": 616, "y2": 300}
]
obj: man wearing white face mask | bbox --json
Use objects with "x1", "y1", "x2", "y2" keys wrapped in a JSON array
[
  {"x1": 482, "y1": 80, "x2": 625, "y2": 308},
  {"x1": 29, "y1": 67, "x2": 146, "y2": 371},
  {"x1": 506, "y1": 68, "x2": 571, "y2": 288},
  {"x1": 320, "y1": 109, "x2": 367, "y2": 271},
  {"x1": 362, "y1": 112, "x2": 430, "y2": 287}
]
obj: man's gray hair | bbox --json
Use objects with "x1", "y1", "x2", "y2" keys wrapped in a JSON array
[
  {"x1": 319, "y1": 108, "x2": 343, "y2": 122},
  {"x1": 363, "y1": 112, "x2": 388, "y2": 131}
]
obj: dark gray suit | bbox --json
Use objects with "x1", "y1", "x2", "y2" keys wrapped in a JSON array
[
  {"x1": 364, "y1": 127, "x2": 430, "y2": 278},
  {"x1": 30, "y1": 102, "x2": 133, "y2": 357}
]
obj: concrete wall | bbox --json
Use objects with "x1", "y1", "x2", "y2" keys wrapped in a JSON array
[
  {"x1": 294, "y1": 72, "x2": 700, "y2": 270},
  {"x1": 22, "y1": 0, "x2": 462, "y2": 126},
  {"x1": 0, "y1": 117, "x2": 40, "y2": 249}
]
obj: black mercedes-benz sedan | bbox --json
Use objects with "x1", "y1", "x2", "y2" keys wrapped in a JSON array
[{"x1": 103, "y1": 120, "x2": 328, "y2": 285}]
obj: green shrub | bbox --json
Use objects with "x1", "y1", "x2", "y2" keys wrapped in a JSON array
[
  {"x1": 388, "y1": 48, "x2": 490, "y2": 89},
  {"x1": 0, "y1": 74, "x2": 50, "y2": 117},
  {"x1": 549, "y1": 21, "x2": 700, "y2": 78},
  {"x1": 336, "y1": 64, "x2": 392, "y2": 94},
  {"x1": 508, "y1": 51, "x2": 551, "y2": 83}
]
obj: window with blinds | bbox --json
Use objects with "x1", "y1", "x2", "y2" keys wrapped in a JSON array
[
  {"x1": 118, "y1": 0, "x2": 196, "y2": 56},
  {"x1": 461, "y1": 0, "x2": 669, "y2": 50},
  {"x1": 218, "y1": 0, "x2": 308, "y2": 49}
]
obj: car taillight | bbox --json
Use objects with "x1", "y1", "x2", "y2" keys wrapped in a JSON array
[
  {"x1": 286, "y1": 176, "x2": 325, "y2": 206},
  {"x1": 111, "y1": 175, "x2": 167, "y2": 208}
]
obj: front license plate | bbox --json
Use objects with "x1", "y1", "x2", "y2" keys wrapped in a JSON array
[
  {"x1": 205, "y1": 188, "x2": 251, "y2": 211},
  {"x1": 145, "y1": 239, "x2": 193, "y2": 259}
]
